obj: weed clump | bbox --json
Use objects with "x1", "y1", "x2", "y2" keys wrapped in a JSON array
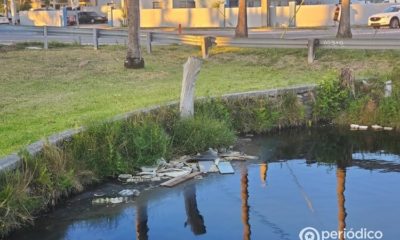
[{"x1": 171, "y1": 116, "x2": 236, "y2": 155}]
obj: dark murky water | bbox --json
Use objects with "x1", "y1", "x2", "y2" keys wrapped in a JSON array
[{"x1": 9, "y1": 127, "x2": 400, "y2": 240}]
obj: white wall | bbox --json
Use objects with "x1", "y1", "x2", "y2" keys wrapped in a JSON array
[
  {"x1": 19, "y1": 3, "x2": 395, "y2": 28},
  {"x1": 19, "y1": 10, "x2": 63, "y2": 26},
  {"x1": 141, "y1": 8, "x2": 221, "y2": 27},
  {"x1": 224, "y1": 7, "x2": 263, "y2": 27},
  {"x1": 271, "y1": 3, "x2": 393, "y2": 27}
]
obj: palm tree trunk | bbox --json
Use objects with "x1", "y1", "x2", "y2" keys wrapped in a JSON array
[
  {"x1": 125, "y1": 0, "x2": 144, "y2": 69},
  {"x1": 235, "y1": 0, "x2": 248, "y2": 38},
  {"x1": 336, "y1": 0, "x2": 352, "y2": 38}
]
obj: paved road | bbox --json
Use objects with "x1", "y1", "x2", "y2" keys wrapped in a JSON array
[{"x1": 1, "y1": 25, "x2": 399, "y2": 46}]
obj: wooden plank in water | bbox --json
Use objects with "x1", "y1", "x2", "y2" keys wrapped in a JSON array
[{"x1": 161, "y1": 172, "x2": 202, "y2": 187}]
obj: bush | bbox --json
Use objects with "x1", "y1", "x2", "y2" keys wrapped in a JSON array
[
  {"x1": 69, "y1": 121, "x2": 170, "y2": 176},
  {"x1": 119, "y1": 120, "x2": 171, "y2": 167},
  {"x1": 171, "y1": 116, "x2": 236, "y2": 155},
  {"x1": 314, "y1": 78, "x2": 350, "y2": 121}
]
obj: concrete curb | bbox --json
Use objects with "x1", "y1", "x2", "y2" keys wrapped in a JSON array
[{"x1": 0, "y1": 85, "x2": 316, "y2": 173}]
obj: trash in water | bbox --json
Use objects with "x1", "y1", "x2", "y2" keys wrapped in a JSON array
[
  {"x1": 93, "y1": 192, "x2": 105, "y2": 197},
  {"x1": 161, "y1": 172, "x2": 202, "y2": 187},
  {"x1": 157, "y1": 168, "x2": 192, "y2": 178},
  {"x1": 92, "y1": 197, "x2": 130, "y2": 205},
  {"x1": 193, "y1": 148, "x2": 218, "y2": 161},
  {"x1": 198, "y1": 161, "x2": 217, "y2": 173},
  {"x1": 350, "y1": 124, "x2": 359, "y2": 130},
  {"x1": 217, "y1": 161, "x2": 235, "y2": 174},
  {"x1": 220, "y1": 151, "x2": 258, "y2": 161},
  {"x1": 118, "y1": 189, "x2": 140, "y2": 197},
  {"x1": 371, "y1": 125, "x2": 383, "y2": 130},
  {"x1": 118, "y1": 174, "x2": 133, "y2": 182}
]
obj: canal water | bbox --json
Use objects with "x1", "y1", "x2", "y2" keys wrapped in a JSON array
[{"x1": 9, "y1": 127, "x2": 400, "y2": 240}]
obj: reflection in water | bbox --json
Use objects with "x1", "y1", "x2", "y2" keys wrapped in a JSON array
[
  {"x1": 183, "y1": 185, "x2": 206, "y2": 235},
  {"x1": 259, "y1": 163, "x2": 268, "y2": 187},
  {"x1": 8, "y1": 127, "x2": 400, "y2": 240},
  {"x1": 336, "y1": 167, "x2": 347, "y2": 240},
  {"x1": 136, "y1": 203, "x2": 149, "y2": 240},
  {"x1": 241, "y1": 165, "x2": 251, "y2": 240}
]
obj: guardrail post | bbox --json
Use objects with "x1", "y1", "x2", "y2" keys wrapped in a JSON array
[
  {"x1": 146, "y1": 32, "x2": 153, "y2": 54},
  {"x1": 93, "y1": 28, "x2": 99, "y2": 50},
  {"x1": 201, "y1": 36, "x2": 213, "y2": 59},
  {"x1": 307, "y1": 39, "x2": 318, "y2": 64},
  {"x1": 43, "y1": 26, "x2": 48, "y2": 50}
]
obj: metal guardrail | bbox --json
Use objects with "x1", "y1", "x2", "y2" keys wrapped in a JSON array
[
  {"x1": 215, "y1": 37, "x2": 309, "y2": 49},
  {"x1": 2, "y1": 25, "x2": 400, "y2": 61}
]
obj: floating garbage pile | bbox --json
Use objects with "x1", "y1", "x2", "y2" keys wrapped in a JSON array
[
  {"x1": 91, "y1": 148, "x2": 257, "y2": 205},
  {"x1": 350, "y1": 124, "x2": 393, "y2": 131},
  {"x1": 117, "y1": 148, "x2": 258, "y2": 187}
]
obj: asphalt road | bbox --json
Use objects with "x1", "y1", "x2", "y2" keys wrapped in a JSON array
[{"x1": 0, "y1": 24, "x2": 399, "y2": 46}]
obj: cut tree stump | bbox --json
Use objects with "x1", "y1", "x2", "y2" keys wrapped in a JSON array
[{"x1": 180, "y1": 57, "x2": 202, "y2": 118}]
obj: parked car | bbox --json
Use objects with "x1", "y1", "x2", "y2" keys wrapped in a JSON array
[
  {"x1": 0, "y1": 14, "x2": 9, "y2": 24},
  {"x1": 78, "y1": 12, "x2": 107, "y2": 24},
  {"x1": 368, "y1": 5, "x2": 400, "y2": 29}
]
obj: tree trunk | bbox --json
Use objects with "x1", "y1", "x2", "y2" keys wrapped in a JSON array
[
  {"x1": 235, "y1": 0, "x2": 248, "y2": 38},
  {"x1": 125, "y1": 0, "x2": 144, "y2": 69},
  {"x1": 180, "y1": 57, "x2": 202, "y2": 118},
  {"x1": 336, "y1": 0, "x2": 352, "y2": 39}
]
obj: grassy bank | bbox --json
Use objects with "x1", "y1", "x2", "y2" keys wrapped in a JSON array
[
  {"x1": 2, "y1": 42, "x2": 400, "y2": 236},
  {"x1": 0, "y1": 92, "x2": 307, "y2": 237},
  {"x1": 1, "y1": 44, "x2": 400, "y2": 157}
]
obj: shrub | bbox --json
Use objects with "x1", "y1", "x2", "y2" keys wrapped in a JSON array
[
  {"x1": 68, "y1": 122, "x2": 125, "y2": 177},
  {"x1": 119, "y1": 120, "x2": 171, "y2": 167},
  {"x1": 314, "y1": 78, "x2": 350, "y2": 121},
  {"x1": 68, "y1": 120, "x2": 170, "y2": 176},
  {"x1": 171, "y1": 116, "x2": 236, "y2": 155}
]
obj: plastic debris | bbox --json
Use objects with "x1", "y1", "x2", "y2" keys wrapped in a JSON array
[
  {"x1": 350, "y1": 124, "x2": 359, "y2": 130},
  {"x1": 118, "y1": 174, "x2": 133, "y2": 182},
  {"x1": 93, "y1": 192, "x2": 105, "y2": 197},
  {"x1": 198, "y1": 161, "x2": 217, "y2": 173},
  {"x1": 371, "y1": 125, "x2": 383, "y2": 130},
  {"x1": 194, "y1": 148, "x2": 218, "y2": 161},
  {"x1": 92, "y1": 197, "x2": 130, "y2": 205},
  {"x1": 220, "y1": 151, "x2": 258, "y2": 161},
  {"x1": 157, "y1": 168, "x2": 191, "y2": 178},
  {"x1": 217, "y1": 161, "x2": 235, "y2": 174},
  {"x1": 118, "y1": 189, "x2": 140, "y2": 197},
  {"x1": 358, "y1": 126, "x2": 368, "y2": 130},
  {"x1": 384, "y1": 127, "x2": 393, "y2": 131}
]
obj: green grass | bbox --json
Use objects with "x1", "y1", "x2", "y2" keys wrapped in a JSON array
[{"x1": 1, "y1": 44, "x2": 400, "y2": 157}]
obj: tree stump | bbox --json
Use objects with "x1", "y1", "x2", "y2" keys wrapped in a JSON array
[
  {"x1": 180, "y1": 57, "x2": 202, "y2": 118},
  {"x1": 339, "y1": 67, "x2": 355, "y2": 97}
]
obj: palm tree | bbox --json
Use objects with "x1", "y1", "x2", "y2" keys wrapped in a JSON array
[
  {"x1": 235, "y1": 0, "x2": 248, "y2": 38},
  {"x1": 124, "y1": 0, "x2": 144, "y2": 69},
  {"x1": 336, "y1": 0, "x2": 352, "y2": 38}
]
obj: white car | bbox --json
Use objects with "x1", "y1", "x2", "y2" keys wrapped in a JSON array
[
  {"x1": 0, "y1": 14, "x2": 9, "y2": 24},
  {"x1": 368, "y1": 5, "x2": 400, "y2": 29}
]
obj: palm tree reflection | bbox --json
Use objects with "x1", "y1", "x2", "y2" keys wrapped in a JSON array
[
  {"x1": 136, "y1": 203, "x2": 149, "y2": 240},
  {"x1": 337, "y1": 166, "x2": 347, "y2": 240},
  {"x1": 184, "y1": 184, "x2": 206, "y2": 235},
  {"x1": 241, "y1": 164, "x2": 251, "y2": 240}
]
